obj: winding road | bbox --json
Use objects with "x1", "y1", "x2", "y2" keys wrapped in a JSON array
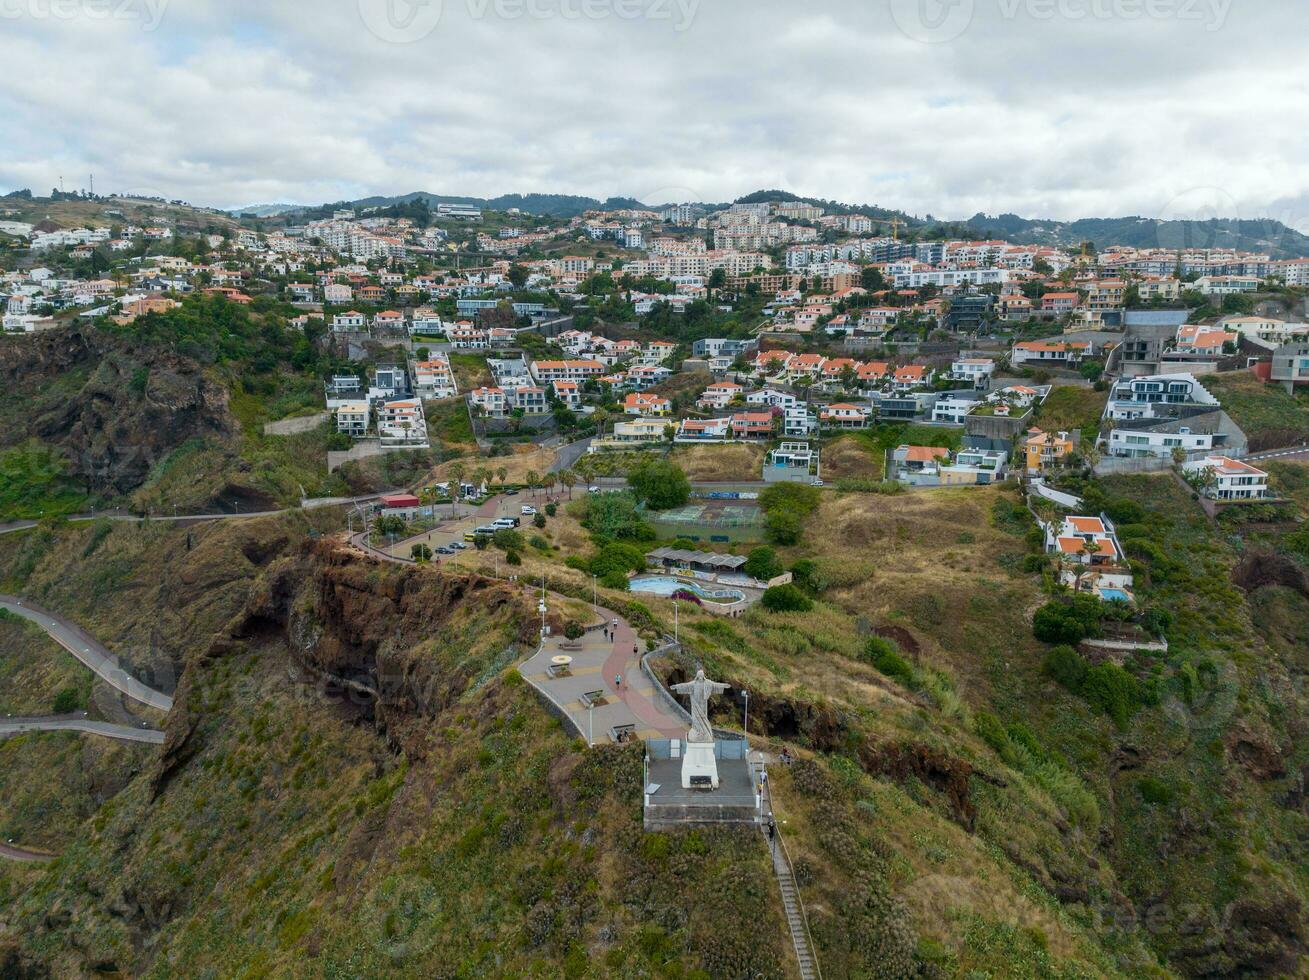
[
  {"x1": 0, "y1": 842, "x2": 55, "y2": 864},
  {"x1": 0, "y1": 716, "x2": 164, "y2": 745},
  {"x1": 0, "y1": 596, "x2": 173, "y2": 711}
]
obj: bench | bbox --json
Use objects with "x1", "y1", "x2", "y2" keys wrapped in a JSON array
[
  {"x1": 545, "y1": 663, "x2": 571, "y2": 679},
  {"x1": 608, "y1": 724, "x2": 636, "y2": 744},
  {"x1": 578, "y1": 690, "x2": 606, "y2": 708}
]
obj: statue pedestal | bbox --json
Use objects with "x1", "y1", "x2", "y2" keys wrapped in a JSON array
[{"x1": 680, "y1": 740, "x2": 719, "y2": 790}]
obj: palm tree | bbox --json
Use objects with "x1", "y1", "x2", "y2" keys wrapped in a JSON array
[
  {"x1": 559, "y1": 468, "x2": 577, "y2": 499},
  {"x1": 524, "y1": 469, "x2": 541, "y2": 500},
  {"x1": 496, "y1": 466, "x2": 508, "y2": 488},
  {"x1": 475, "y1": 467, "x2": 492, "y2": 494},
  {"x1": 448, "y1": 461, "x2": 465, "y2": 516}
]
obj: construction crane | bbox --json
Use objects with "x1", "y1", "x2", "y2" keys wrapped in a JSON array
[{"x1": 889, "y1": 216, "x2": 903, "y2": 241}]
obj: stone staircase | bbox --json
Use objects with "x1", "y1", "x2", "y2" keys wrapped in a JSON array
[{"x1": 769, "y1": 828, "x2": 820, "y2": 980}]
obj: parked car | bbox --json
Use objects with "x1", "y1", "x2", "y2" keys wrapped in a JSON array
[
  {"x1": 521, "y1": 505, "x2": 537, "y2": 516},
  {"x1": 493, "y1": 517, "x2": 521, "y2": 529},
  {"x1": 435, "y1": 546, "x2": 455, "y2": 555},
  {"x1": 449, "y1": 541, "x2": 467, "y2": 550},
  {"x1": 588, "y1": 486, "x2": 601, "y2": 494}
]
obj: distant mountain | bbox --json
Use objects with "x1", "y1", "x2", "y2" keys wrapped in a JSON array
[
  {"x1": 232, "y1": 188, "x2": 1309, "y2": 258},
  {"x1": 230, "y1": 203, "x2": 303, "y2": 218},
  {"x1": 269, "y1": 192, "x2": 666, "y2": 220},
  {"x1": 961, "y1": 212, "x2": 1309, "y2": 260}
]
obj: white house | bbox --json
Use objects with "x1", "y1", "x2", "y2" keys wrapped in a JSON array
[
  {"x1": 1182, "y1": 455, "x2": 1270, "y2": 500},
  {"x1": 949, "y1": 357, "x2": 995, "y2": 388},
  {"x1": 335, "y1": 401, "x2": 370, "y2": 438}
]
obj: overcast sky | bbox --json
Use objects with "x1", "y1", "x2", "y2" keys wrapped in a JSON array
[{"x1": 2, "y1": 0, "x2": 1307, "y2": 226}]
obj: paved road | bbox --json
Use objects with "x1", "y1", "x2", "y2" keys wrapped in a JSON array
[
  {"x1": 0, "y1": 715, "x2": 164, "y2": 744},
  {"x1": 1248, "y1": 446, "x2": 1309, "y2": 463},
  {"x1": 551, "y1": 437, "x2": 593, "y2": 474},
  {"x1": 0, "y1": 596, "x2": 173, "y2": 711},
  {"x1": 0, "y1": 491, "x2": 395, "y2": 536},
  {"x1": 0, "y1": 842, "x2": 55, "y2": 863}
]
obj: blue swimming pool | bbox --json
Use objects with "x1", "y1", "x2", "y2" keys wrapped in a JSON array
[
  {"x1": 629, "y1": 576, "x2": 746, "y2": 603},
  {"x1": 1099, "y1": 588, "x2": 1132, "y2": 603}
]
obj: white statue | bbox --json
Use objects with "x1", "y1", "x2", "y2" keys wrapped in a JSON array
[{"x1": 672, "y1": 669, "x2": 730, "y2": 744}]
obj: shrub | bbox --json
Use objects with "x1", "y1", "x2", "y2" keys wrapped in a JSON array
[
  {"x1": 974, "y1": 710, "x2": 1009, "y2": 754},
  {"x1": 505, "y1": 550, "x2": 523, "y2": 566},
  {"x1": 863, "y1": 637, "x2": 914, "y2": 686},
  {"x1": 743, "y1": 547, "x2": 784, "y2": 582},
  {"x1": 563, "y1": 620, "x2": 585, "y2": 641},
  {"x1": 590, "y1": 542, "x2": 647, "y2": 578},
  {"x1": 1033, "y1": 603, "x2": 1087, "y2": 645},
  {"x1": 760, "y1": 584, "x2": 813, "y2": 613},
  {"x1": 1082, "y1": 663, "x2": 1140, "y2": 729},
  {"x1": 545, "y1": 502, "x2": 557, "y2": 517},
  {"x1": 600, "y1": 570, "x2": 630, "y2": 590},
  {"x1": 52, "y1": 687, "x2": 80, "y2": 714},
  {"x1": 533, "y1": 512, "x2": 547, "y2": 529},
  {"x1": 493, "y1": 528, "x2": 524, "y2": 552},
  {"x1": 1043, "y1": 645, "x2": 1088, "y2": 692},
  {"x1": 789, "y1": 558, "x2": 826, "y2": 594},
  {"x1": 1137, "y1": 777, "x2": 1173, "y2": 806}
]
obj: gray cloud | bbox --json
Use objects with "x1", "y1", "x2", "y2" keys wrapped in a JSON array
[{"x1": 0, "y1": 0, "x2": 1304, "y2": 225}]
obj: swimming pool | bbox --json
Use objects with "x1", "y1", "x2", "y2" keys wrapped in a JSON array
[
  {"x1": 628, "y1": 576, "x2": 746, "y2": 604},
  {"x1": 1098, "y1": 588, "x2": 1132, "y2": 603}
]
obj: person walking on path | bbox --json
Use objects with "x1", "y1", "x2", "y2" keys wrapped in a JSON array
[{"x1": 614, "y1": 673, "x2": 622, "y2": 690}]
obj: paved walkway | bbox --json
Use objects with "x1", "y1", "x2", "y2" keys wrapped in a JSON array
[
  {"x1": 0, "y1": 716, "x2": 164, "y2": 744},
  {"x1": 0, "y1": 596, "x2": 173, "y2": 711},
  {"x1": 347, "y1": 494, "x2": 686, "y2": 745},
  {"x1": 520, "y1": 611, "x2": 684, "y2": 744}
]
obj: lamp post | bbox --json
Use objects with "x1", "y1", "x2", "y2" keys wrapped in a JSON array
[
  {"x1": 673, "y1": 598, "x2": 679, "y2": 645},
  {"x1": 588, "y1": 702, "x2": 594, "y2": 748},
  {"x1": 538, "y1": 576, "x2": 547, "y2": 638},
  {"x1": 592, "y1": 573, "x2": 597, "y2": 613},
  {"x1": 741, "y1": 688, "x2": 750, "y2": 737}
]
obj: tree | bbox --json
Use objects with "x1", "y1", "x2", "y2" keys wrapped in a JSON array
[
  {"x1": 628, "y1": 460, "x2": 691, "y2": 511},
  {"x1": 507, "y1": 264, "x2": 529, "y2": 288},
  {"x1": 564, "y1": 620, "x2": 586, "y2": 641},
  {"x1": 533, "y1": 512, "x2": 546, "y2": 529},
  {"x1": 559, "y1": 468, "x2": 577, "y2": 499},
  {"x1": 411, "y1": 543, "x2": 433, "y2": 563},
  {"x1": 743, "y1": 547, "x2": 784, "y2": 582},
  {"x1": 524, "y1": 469, "x2": 541, "y2": 499}
]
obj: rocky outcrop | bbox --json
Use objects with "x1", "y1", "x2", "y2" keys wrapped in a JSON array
[
  {"x1": 1231, "y1": 549, "x2": 1309, "y2": 598},
  {"x1": 0, "y1": 325, "x2": 234, "y2": 496}
]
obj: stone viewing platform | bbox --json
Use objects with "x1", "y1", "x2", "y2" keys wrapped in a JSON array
[{"x1": 643, "y1": 737, "x2": 762, "y2": 830}]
